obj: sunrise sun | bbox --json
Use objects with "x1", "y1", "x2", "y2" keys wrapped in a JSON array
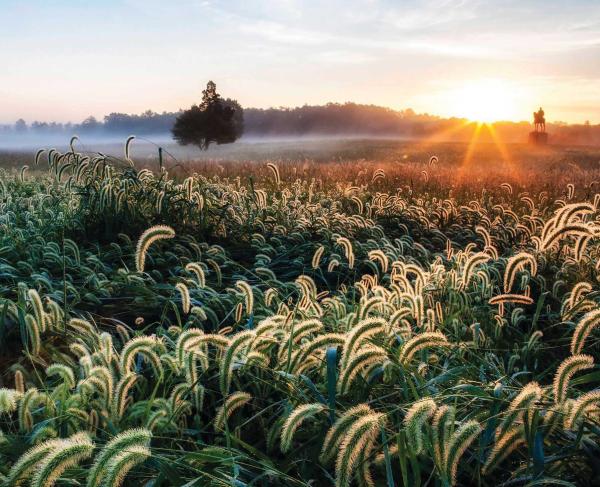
[{"x1": 450, "y1": 79, "x2": 519, "y2": 123}]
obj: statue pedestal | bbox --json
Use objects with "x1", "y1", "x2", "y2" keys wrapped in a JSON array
[{"x1": 528, "y1": 131, "x2": 548, "y2": 145}]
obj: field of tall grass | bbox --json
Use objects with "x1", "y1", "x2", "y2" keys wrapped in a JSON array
[{"x1": 1, "y1": 139, "x2": 600, "y2": 486}]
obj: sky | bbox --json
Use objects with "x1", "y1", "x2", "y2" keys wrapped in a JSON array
[{"x1": 1, "y1": 0, "x2": 599, "y2": 124}]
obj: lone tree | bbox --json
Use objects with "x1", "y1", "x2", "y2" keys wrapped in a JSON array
[{"x1": 172, "y1": 81, "x2": 243, "y2": 150}]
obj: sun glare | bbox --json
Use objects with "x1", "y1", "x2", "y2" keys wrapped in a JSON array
[{"x1": 450, "y1": 79, "x2": 519, "y2": 123}]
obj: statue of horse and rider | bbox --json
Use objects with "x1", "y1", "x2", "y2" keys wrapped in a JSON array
[{"x1": 533, "y1": 107, "x2": 545, "y2": 133}]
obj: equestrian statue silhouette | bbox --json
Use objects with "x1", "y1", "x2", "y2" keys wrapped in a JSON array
[{"x1": 533, "y1": 107, "x2": 545, "y2": 133}]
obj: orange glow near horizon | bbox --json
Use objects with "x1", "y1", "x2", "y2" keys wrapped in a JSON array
[{"x1": 420, "y1": 119, "x2": 474, "y2": 144}]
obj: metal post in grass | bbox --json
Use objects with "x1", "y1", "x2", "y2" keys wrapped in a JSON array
[
  {"x1": 326, "y1": 347, "x2": 337, "y2": 424},
  {"x1": 158, "y1": 147, "x2": 163, "y2": 171}
]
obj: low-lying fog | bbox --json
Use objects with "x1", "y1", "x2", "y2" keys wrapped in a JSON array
[{"x1": 0, "y1": 132, "x2": 413, "y2": 161}]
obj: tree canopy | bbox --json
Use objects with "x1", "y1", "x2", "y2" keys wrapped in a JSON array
[{"x1": 171, "y1": 81, "x2": 243, "y2": 150}]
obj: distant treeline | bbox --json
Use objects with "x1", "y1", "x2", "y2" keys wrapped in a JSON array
[{"x1": 2, "y1": 103, "x2": 600, "y2": 146}]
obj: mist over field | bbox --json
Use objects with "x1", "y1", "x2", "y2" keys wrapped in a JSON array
[
  {"x1": 0, "y1": 133, "x2": 413, "y2": 153},
  {"x1": 3, "y1": 103, "x2": 600, "y2": 153}
]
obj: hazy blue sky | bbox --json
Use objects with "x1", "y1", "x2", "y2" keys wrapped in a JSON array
[{"x1": 1, "y1": 0, "x2": 599, "y2": 123}]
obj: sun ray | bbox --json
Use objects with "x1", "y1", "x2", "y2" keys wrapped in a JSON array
[
  {"x1": 485, "y1": 124, "x2": 521, "y2": 182},
  {"x1": 456, "y1": 122, "x2": 484, "y2": 182},
  {"x1": 419, "y1": 119, "x2": 474, "y2": 145}
]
